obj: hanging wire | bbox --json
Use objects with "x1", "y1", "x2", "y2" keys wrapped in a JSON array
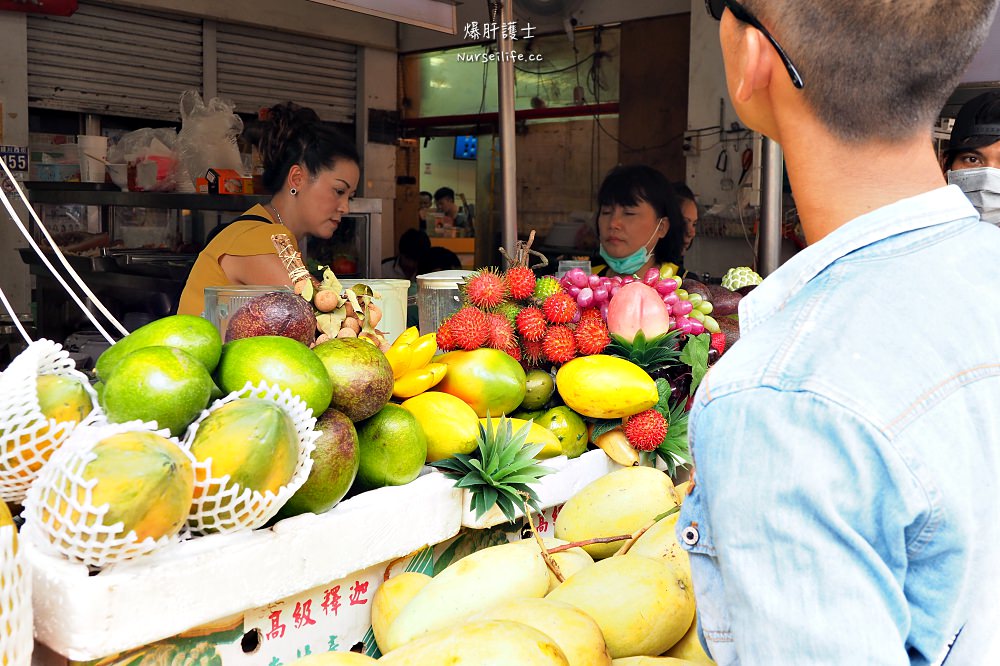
[
  {"x1": 0, "y1": 159, "x2": 127, "y2": 344},
  {"x1": 0, "y1": 285, "x2": 31, "y2": 345}
]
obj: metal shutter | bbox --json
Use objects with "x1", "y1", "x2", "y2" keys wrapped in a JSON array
[
  {"x1": 216, "y1": 22, "x2": 357, "y2": 123},
  {"x1": 27, "y1": 1, "x2": 202, "y2": 121}
]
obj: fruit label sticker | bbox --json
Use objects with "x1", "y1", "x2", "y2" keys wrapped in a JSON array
[{"x1": 244, "y1": 564, "x2": 383, "y2": 663}]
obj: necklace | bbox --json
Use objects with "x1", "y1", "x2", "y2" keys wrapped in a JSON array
[{"x1": 269, "y1": 204, "x2": 285, "y2": 226}]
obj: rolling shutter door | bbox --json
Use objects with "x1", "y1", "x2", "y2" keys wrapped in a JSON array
[
  {"x1": 216, "y1": 23, "x2": 357, "y2": 123},
  {"x1": 27, "y1": 1, "x2": 202, "y2": 121}
]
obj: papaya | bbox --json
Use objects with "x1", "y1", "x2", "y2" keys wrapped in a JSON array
[
  {"x1": 188, "y1": 399, "x2": 300, "y2": 495},
  {"x1": 435, "y1": 349, "x2": 527, "y2": 417},
  {"x1": 96, "y1": 314, "x2": 222, "y2": 381},
  {"x1": 41, "y1": 431, "x2": 194, "y2": 543},
  {"x1": 36, "y1": 374, "x2": 93, "y2": 425}
]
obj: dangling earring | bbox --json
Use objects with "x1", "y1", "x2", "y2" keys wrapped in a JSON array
[{"x1": 290, "y1": 187, "x2": 298, "y2": 196}]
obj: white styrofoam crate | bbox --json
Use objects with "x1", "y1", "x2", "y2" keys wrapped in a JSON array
[
  {"x1": 28, "y1": 473, "x2": 462, "y2": 661},
  {"x1": 460, "y1": 449, "x2": 624, "y2": 529}
]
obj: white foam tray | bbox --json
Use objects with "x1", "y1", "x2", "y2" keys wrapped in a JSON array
[
  {"x1": 460, "y1": 449, "x2": 624, "y2": 529},
  {"x1": 28, "y1": 472, "x2": 462, "y2": 661}
]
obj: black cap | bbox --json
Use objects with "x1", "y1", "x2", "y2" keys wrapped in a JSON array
[{"x1": 949, "y1": 91, "x2": 1000, "y2": 153}]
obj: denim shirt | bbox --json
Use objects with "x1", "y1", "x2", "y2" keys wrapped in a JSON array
[{"x1": 679, "y1": 186, "x2": 1000, "y2": 665}]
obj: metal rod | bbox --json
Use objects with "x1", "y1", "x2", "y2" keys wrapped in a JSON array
[
  {"x1": 758, "y1": 136, "x2": 784, "y2": 276},
  {"x1": 496, "y1": 0, "x2": 518, "y2": 261}
]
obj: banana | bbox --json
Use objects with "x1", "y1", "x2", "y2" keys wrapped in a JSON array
[
  {"x1": 385, "y1": 342, "x2": 413, "y2": 379},
  {"x1": 393, "y1": 363, "x2": 447, "y2": 399},
  {"x1": 590, "y1": 425, "x2": 640, "y2": 467},
  {"x1": 408, "y1": 333, "x2": 438, "y2": 369},
  {"x1": 396, "y1": 326, "x2": 421, "y2": 347}
]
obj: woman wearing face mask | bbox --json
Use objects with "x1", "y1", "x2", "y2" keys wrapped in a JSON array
[
  {"x1": 942, "y1": 91, "x2": 1000, "y2": 226},
  {"x1": 178, "y1": 102, "x2": 360, "y2": 316},
  {"x1": 592, "y1": 165, "x2": 686, "y2": 278}
]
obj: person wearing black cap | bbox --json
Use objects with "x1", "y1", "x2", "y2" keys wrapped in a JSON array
[{"x1": 942, "y1": 91, "x2": 1000, "y2": 225}]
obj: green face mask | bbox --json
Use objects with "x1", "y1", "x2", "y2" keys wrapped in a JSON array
[{"x1": 599, "y1": 219, "x2": 664, "y2": 276}]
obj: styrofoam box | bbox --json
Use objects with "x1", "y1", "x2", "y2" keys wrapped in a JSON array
[
  {"x1": 28, "y1": 473, "x2": 462, "y2": 661},
  {"x1": 461, "y1": 449, "x2": 625, "y2": 529}
]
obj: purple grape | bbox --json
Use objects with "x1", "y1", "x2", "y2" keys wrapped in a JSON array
[
  {"x1": 643, "y1": 267, "x2": 660, "y2": 286},
  {"x1": 565, "y1": 285, "x2": 580, "y2": 298},
  {"x1": 610, "y1": 285, "x2": 621, "y2": 299},
  {"x1": 674, "y1": 299, "x2": 694, "y2": 316},
  {"x1": 566, "y1": 268, "x2": 589, "y2": 289},
  {"x1": 577, "y1": 287, "x2": 595, "y2": 308},
  {"x1": 594, "y1": 285, "x2": 609, "y2": 303},
  {"x1": 688, "y1": 319, "x2": 705, "y2": 335},
  {"x1": 588, "y1": 273, "x2": 601, "y2": 289},
  {"x1": 657, "y1": 279, "x2": 678, "y2": 294},
  {"x1": 664, "y1": 293, "x2": 680, "y2": 307},
  {"x1": 599, "y1": 302, "x2": 609, "y2": 320},
  {"x1": 571, "y1": 309, "x2": 582, "y2": 324}
]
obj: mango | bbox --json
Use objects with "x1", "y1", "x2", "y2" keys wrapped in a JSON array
[
  {"x1": 383, "y1": 541, "x2": 551, "y2": 652},
  {"x1": 556, "y1": 356, "x2": 657, "y2": 419},
  {"x1": 526, "y1": 538, "x2": 595, "y2": 593},
  {"x1": 276, "y1": 409, "x2": 359, "y2": 519},
  {"x1": 96, "y1": 314, "x2": 221, "y2": 381},
  {"x1": 629, "y1": 510, "x2": 688, "y2": 569},
  {"x1": 379, "y1": 620, "x2": 569, "y2": 666},
  {"x1": 288, "y1": 652, "x2": 377, "y2": 665},
  {"x1": 472, "y1": 597, "x2": 611, "y2": 666},
  {"x1": 547, "y1": 554, "x2": 695, "y2": 659},
  {"x1": 400, "y1": 391, "x2": 479, "y2": 462},
  {"x1": 480, "y1": 417, "x2": 561, "y2": 459},
  {"x1": 372, "y1": 572, "x2": 433, "y2": 652},
  {"x1": 663, "y1": 617, "x2": 716, "y2": 664},
  {"x1": 555, "y1": 466, "x2": 680, "y2": 559},
  {"x1": 436, "y1": 349, "x2": 526, "y2": 417}
]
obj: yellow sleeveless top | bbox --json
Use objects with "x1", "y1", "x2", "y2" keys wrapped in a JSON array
[{"x1": 177, "y1": 205, "x2": 295, "y2": 316}]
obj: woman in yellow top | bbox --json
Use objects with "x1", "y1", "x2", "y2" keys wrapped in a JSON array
[
  {"x1": 178, "y1": 102, "x2": 360, "y2": 316},
  {"x1": 591, "y1": 164, "x2": 686, "y2": 279}
]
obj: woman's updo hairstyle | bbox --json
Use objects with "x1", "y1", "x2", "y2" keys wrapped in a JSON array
[{"x1": 258, "y1": 102, "x2": 359, "y2": 194}]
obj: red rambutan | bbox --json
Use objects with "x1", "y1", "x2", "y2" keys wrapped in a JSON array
[
  {"x1": 462, "y1": 268, "x2": 507, "y2": 310},
  {"x1": 624, "y1": 409, "x2": 668, "y2": 452},
  {"x1": 516, "y1": 307, "x2": 548, "y2": 342},
  {"x1": 574, "y1": 318, "x2": 611, "y2": 355},
  {"x1": 486, "y1": 313, "x2": 517, "y2": 350},
  {"x1": 504, "y1": 265, "x2": 537, "y2": 301},
  {"x1": 542, "y1": 292, "x2": 578, "y2": 324},
  {"x1": 448, "y1": 306, "x2": 490, "y2": 350},
  {"x1": 542, "y1": 325, "x2": 577, "y2": 364}
]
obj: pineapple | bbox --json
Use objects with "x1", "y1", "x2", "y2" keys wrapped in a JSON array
[{"x1": 431, "y1": 416, "x2": 554, "y2": 523}]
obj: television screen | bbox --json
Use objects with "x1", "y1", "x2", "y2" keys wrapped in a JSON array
[{"x1": 454, "y1": 135, "x2": 478, "y2": 161}]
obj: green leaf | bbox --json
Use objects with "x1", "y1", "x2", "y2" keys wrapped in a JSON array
[
  {"x1": 680, "y1": 333, "x2": 710, "y2": 394},
  {"x1": 654, "y1": 378, "x2": 672, "y2": 414},
  {"x1": 656, "y1": 397, "x2": 691, "y2": 475},
  {"x1": 589, "y1": 418, "x2": 621, "y2": 440},
  {"x1": 495, "y1": 495, "x2": 518, "y2": 523}
]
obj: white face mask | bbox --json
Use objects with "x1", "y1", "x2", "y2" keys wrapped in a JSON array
[{"x1": 947, "y1": 166, "x2": 1000, "y2": 226}]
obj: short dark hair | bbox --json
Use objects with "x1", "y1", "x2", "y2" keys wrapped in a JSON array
[
  {"x1": 742, "y1": 0, "x2": 999, "y2": 142},
  {"x1": 672, "y1": 182, "x2": 696, "y2": 204},
  {"x1": 434, "y1": 187, "x2": 455, "y2": 202},
  {"x1": 258, "y1": 102, "x2": 359, "y2": 193},
  {"x1": 422, "y1": 246, "x2": 462, "y2": 272},
  {"x1": 596, "y1": 165, "x2": 685, "y2": 264},
  {"x1": 944, "y1": 91, "x2": 1000, "y2": 169},
  {"x1": 420, "y1": 190, "x2": 433, "y2": 199},
  {"x1": 399, "y1": 228, "x2": 432, "y2": 258}
]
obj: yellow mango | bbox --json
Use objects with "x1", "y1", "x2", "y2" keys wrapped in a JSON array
[
  {"x1": 523, "y1": 537, "x2": 595, "y2": 593},
  {"x1": 472, "y1": 597, "x2": 611, "y2": 666},
  {"x1": 629, "y1": 510, "x2": 688, "y2": 569},
  {"x1": 379, "y1": 620, "x2": 569, "y2": 666},
  {"x1": 372, "y1": 572, "x2": 432, "y2": 652},
  {"x1": 547, "y1": 554, "x2": 695, "y2": 659},
  {"x1": 480, "y1": 417, "x2": 562, "y2": 459},
  {"x1": 663, "y1": 617, "x2": 716, "y2": 664},
  {"x1": 383, "y1": 541, "x2": 551, "y2": 652},
  {"x1": 400, "y1": 391, "x2": 479, "y2": 462},
  {"x1": 555, "y1": 466, "x2": 679, "y2": 559},
  {"x1": 556, "y1": 356, "x2": 657, "y2": 419}
]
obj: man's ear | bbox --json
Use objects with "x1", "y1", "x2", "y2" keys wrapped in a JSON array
[{"x1": 733, "y1": 27, "x2": 774, "y2": 104}]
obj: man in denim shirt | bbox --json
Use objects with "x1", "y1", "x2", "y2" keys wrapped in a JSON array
[{"x1": 682, "y1": 1, "x2": 1000, "y2": 664}]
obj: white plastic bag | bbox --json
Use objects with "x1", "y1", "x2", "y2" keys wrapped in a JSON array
[{"x1": 176, "y1": 90, "x2": 245, "y2": 188}]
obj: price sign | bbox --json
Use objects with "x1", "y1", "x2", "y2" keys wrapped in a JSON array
[{"x1": 0, "y1": 146, "x2": 28, "y2": 173}]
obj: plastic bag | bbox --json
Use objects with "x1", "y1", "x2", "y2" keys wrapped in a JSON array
[
  {"x1": 107, "y1": 127, "x2": 178, "y2": 192},
  {"x1": 176, "y1": 90, "x2": 245, "y2": 189}
]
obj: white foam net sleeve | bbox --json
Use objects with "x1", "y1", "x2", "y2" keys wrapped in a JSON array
[
  {"x1": 0, "y1": 525, "x2": 32, "y2": 665},
  {"x1": 0, "y1": 339, "x2": 103, "y2": 502},
  {"x1": 182, "y1": 381, "x2": 318, "y2": 536},
  {"x1": 19, "y1": 421, "x2": 193, "y2": 570}
]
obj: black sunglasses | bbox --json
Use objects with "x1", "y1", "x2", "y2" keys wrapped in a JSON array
[{"x1": 706, "y1": 0, "x2": 804, "y2": 89}]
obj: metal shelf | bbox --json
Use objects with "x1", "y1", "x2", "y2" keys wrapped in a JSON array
[{"x1": 24, "y1": 186, "x2": 270, "y2": 211}]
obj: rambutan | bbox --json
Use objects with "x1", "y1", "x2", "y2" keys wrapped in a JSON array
[
  {"x1": 503, "y1": 342, "x2": 522, "y2": 362},
  {"x1": 504, "y1": 265, "x2": 537, "y2": 301},
  {"x1": 532, "y1": 276, "x2": 563, "y2": 302},
  {"x1": 624, "y1": 409, "x2": 668, "y2": 452},
  {"x1": 448, "y1": 306, "x2": 490, "y2": 350},
  {"x1": 542, "y1": 326, "x2": 577, "y2": 364},
  {"x1": 486, "y1": 313, "x2": 517, "y2": 350},
  {"x1": 580, "y1": 307, "x2": 603, "y2": 323},
  {"x1": 436, "y1": 319, "x2": 457, "y2": 352},
  {"x1": 462, "y1": 268, "x2": 507, "y2": 310},
  {"x1": 574, "y1": 318, "x2": 611, "y2": 355},
  {"x1": 495, "y1": 300, "x2": 522, "y2": 327},
  {"x1": 516, "y1": 307, "x2": 548, "y2": 342},
  {"x1": 522, "y1": 338, "x2": 546, "y2": 366},
  {"x1": 542, "y1": 292, "x2": 579, "y2": 324}
]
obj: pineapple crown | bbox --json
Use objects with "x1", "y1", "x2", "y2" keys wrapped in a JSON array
[
  {"x1": 430, "y1": 415, "x2": 554, "y2": 523},
  {"x1": 606, "y1": 329, "x2": 684, "y2": 374}
]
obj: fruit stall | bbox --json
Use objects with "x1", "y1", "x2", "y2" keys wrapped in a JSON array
[{"x1": 0, "y1": 223, "x2": 765, "y2": 665}]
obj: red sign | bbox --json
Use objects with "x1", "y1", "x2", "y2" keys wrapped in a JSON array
[{"x1": 0, "y1": 0, "x2": 78, "y2": 17}]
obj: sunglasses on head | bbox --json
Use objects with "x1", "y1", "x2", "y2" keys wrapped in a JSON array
[{"x1": 706, "y1": 0, "x2": 804, "y2": 89}]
